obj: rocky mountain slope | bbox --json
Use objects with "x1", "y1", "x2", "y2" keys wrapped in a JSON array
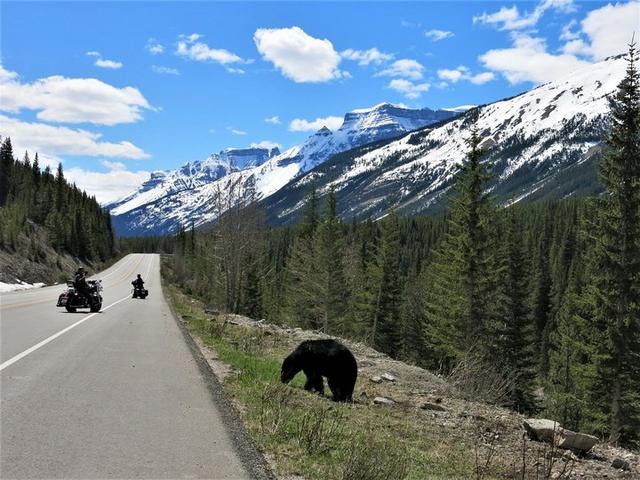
[
  {"x1": 109, "y1": 105, "x2": 457, "y2": 236},
  {"x1": 262, "y1": 55, "x2": 625, "y2": 224}
]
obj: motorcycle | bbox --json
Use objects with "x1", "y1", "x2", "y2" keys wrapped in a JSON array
[
  {"x1": 57, "y1": 279, "x2": 103, "y2": 313},
  {"x1": 131, "y1": 284, "x2": 148, "y2": 299}
]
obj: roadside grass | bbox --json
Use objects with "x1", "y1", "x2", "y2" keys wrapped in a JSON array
[{"x1": 165, "y1": 282, "x2": 494, "y2": 480}]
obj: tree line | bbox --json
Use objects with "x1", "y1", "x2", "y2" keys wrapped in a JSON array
[
  {"x1": 162, "y1": 46, "x2": 639, "y2": 447},
  {"x1": 0, "y1": 137, "x2": 115, "y2": 262}
]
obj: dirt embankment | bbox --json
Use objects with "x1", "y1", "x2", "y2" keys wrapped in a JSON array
[{"x1": 196, "y1": 312, "x2": 639, "y2": 480}]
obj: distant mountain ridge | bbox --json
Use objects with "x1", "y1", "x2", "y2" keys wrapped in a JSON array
[
  {"x1": 260, "y1": 54, "x2": 625, "y2": 224},
  {"x1": 108, "y1": 104, "x2": 458, "y2": 236}
]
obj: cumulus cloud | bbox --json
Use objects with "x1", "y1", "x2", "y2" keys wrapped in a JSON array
[
  {"x1": 176, "y1": 33, "x2": 249, "y2": 72},
  {"x1": 0, "y1": 114, "x2": 150, "y2": 159},
  {"x1": 146, "y1": 38, "x2": 164, "y2": 55},
  {"x1": 254, "y1": 26, "x2": 345, "y2": 83},
  {"x1": 341, "y1": 48, "x2": 394, "y2": 65},
  {"x1": 289, "y1": 115, "x2": 343, "y2": 132},
  {"x1": 437, "y1": 66, "x2": 495, "y2": 85},
  {"x1": 479, "y1": 34, "x2": 590, "y2": 84},
  {"x1": 387, "y1": 79, "x2": 430, "y2": 99},
  {"x1": 579, "y1": 1, "x2": 639, "y2": 60},
  {"x1": 424, "y1": 29, "x2": 454, "y2": 41},
  {"x1": 250, "y1": 140, "x2": 282, "y2": 150},
  {"x1": 473, "y1": 0, "x2": 576, "y2": 31},
  {"x1": 264, "y1": 115, "x2": 281, "y2": 124},
  {"x1": 152, "y1": 65, "x2": 180, "y2": 75},
  {"x1": 477, "y1": 1, "x2": 638, "y2": 85},
  {"x1": 377, "y1": 59, "x2": 425, "y2": 80},
  {"x1": 86, "y1": 51, "x2": 123, "y2": 69},
  {"x1": 65, "y1": 161, "x2": 151, "y2": 204},
  {"x1": 0, "y1": 65, "x2": 153, "y2": 125}
]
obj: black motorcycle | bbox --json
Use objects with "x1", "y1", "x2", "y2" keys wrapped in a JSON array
[
  {"x1": 131, "y1": 283, "x2": 148, "y2": 299},
  {"x1": 57, "y1": 280, "x2": 103, "y2": 312}
]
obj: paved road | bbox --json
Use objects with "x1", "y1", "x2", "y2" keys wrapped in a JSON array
[{"x1": 1, "y1": 254, "x2": 264, "y2": 479}]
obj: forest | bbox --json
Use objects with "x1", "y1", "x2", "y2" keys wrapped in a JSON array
[
  {"x1": 0, "y1": 136, "x2": 115, "y2": 262},
  {"x1": 159, "y1": 46, "x2": 640, "y2": 448}
]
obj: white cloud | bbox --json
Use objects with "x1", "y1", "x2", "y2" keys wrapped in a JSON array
[
  {"x1": 152, "y1": 65, "x2": 180, "y2": 75},
  {"x1": 0, "y1": 114, "x2": 150, "y2": 159},
  {"x1": 86, "y1": 51, "x2": 123, "y2": 69},
  {"x1": 289, "y1": 115, "x2": 343, "y2": 132},
  {"x1": 95, "y1": 58, "x2": 123, "y2": 69},
  {"x1": 479, "y1": 34, "x2": 590, "y2": 84},
  {"x1": 176, "y1": 33, "x2": 249, "y2": 72},
  {"x1": 254, "y1": 26, "x2": 344, "y2": 83},
  {"x1": 473, "y1": 0, "x2": 576, "y2": 30},
  {"x1": 425, "y1": 29, "x2": 454, "y2": 41},
  {"x1": 437, "y1": 67, "x2": 467, "y2": 82},
  {"x1": 227, "y1": 127, "x2": 247, "y2": 135},
  {"x1": 579, "y1": 1, "x2": 639, "y2": 61},
  {"x1": 250, "y1": 140, "x2": 282, "y2": 150},
  {"x1": 387, "y1": 79, "x2": 430, "y2": 99},
  {"x1": 341, "y1": 48, "x2": 394, "y2": 66},
  {"x1": 264, "y1": 115, "x2": 281, "y2": 124},
  {"x1": 65, "y1": 162, "x2": 151, "y2": 204},
  {"x1": 377, "y1": 59, "x2": 425, "y2": 80},
  {"x1": 146, "y1": 38, "x2": 164, "y2": 55},
  {"x1": 0, "y1": 65, "x2": 153, "y2": 125},
  {"x1": 437, "y1": 65, "x2": 495, "y2": 85},
  {"x1": 469, "y1": 72, "x2": 496, "y2": 85},
  {"x1": 477, "y1": 1, "x2": 638, "y2": 85}
]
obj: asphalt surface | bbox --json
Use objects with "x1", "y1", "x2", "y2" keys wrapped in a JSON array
[{"x1": 0, "y1": 254, "x2": 269, "y2": 479}]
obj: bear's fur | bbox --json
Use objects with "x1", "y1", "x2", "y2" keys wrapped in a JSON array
[{"x1": 281, "y1": 339, "x2": 357, "y2": 402}]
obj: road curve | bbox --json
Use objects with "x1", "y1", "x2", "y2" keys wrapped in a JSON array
[{"x1": 0, "y1": 253, "x2": 266, "y2": 479}]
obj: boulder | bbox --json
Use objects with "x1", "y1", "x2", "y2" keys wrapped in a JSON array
[
  {"x1": 556, "y1": 430, "x2": 598, "y2": 453},
  {"x1": 370, "y1": 376, "x2": 383, "y2": 384},
  {"x1": 381, "y1": 373, "x2": 397, "y2": 382},
  {"x1": 611, "y1": 458, "x2": 630, "y2": 471},
  {"x1": 523, "y1": 418, "x2": 561, "y2": 443},
  {"x1": 373, "y1": 396, "x2": 395, "y2": 406}
]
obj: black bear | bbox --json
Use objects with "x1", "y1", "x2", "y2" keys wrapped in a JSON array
[{"x1": 281, "y1": 339, "x2": 357, "y2": 402}]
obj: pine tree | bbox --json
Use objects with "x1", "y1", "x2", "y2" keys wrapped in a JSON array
[
  {"x1": 422, "y1": 118, "x2": 497, "y2": 370},
  {"x1": 317, "y1": 188, "x2": 348, "y2": 333},
  {"x1": 372, "y1": 211, "x2": 403, "y2": 357},
  {"x1": 583, "y1": 42, "x2": 640, "y2": 445},
  {"x1": 0, "y1": 137, "x2": 14, "y2": 206},
  {"x1": 497, "y1": 210, "x2": 536, "y2": 412}
]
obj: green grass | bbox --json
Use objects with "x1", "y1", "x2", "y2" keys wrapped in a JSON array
[{"x1": 165, "y1": 282, "x2": 493, "y2": 480}]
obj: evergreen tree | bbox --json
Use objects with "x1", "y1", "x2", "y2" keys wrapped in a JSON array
[
  {"x1": 317, "y1": 188, "x2": 348, "y2": 332},
  {"x1": 497, "y1": 210, "x2": 536, "y2": 411},
  {"x1": 422, "y1": 119, "x2": 497, "y2": 370},
  {"x1": 0, "y1": 137, "x2": 14, "y2": 206},
  {"x1": 583, "y1": 42, "x2": 640, "y2": 445}
]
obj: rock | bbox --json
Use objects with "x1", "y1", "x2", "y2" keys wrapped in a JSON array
[
  {"x1": 611, "y1": 458, "x2": 630, "y2": 471},
  {"x1": 420, "y1": 402, "x2": 446, "y2": 412},
  {"x1": 523, "y1": 418, "x2": 562, "y2": 443},
  {"x1": 370, "y1": 376, "x2": 383, "y2": 384},
  {"x1": 373, "y1": 396, "x2": 395, "y2": 406},
  {"x1": 381, "y1": 373, "x2": 397, "y2": 382},
  {"x1": 204, "y1": 305, "x2": 220, "y2": 315},
  {"x1": 556, "y1": 430, "x2": 598, "y2": 453}
]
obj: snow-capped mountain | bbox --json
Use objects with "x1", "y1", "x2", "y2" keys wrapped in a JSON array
[
  {"x1": 109, "y1": 104, "x2": 457, "y2": 235},
  {"x1": 261, "y1": 55, "x2": 626, "y2": 224}
]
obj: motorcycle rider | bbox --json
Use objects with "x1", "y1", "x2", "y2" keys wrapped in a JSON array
[
  {"x1": 74, "y1": 267, "x2": 90, "y2": 300},
  {"x1": 132, "y1": 274, "x2": 145, "y2": 291}
]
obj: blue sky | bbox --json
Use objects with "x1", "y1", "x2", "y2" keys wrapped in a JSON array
[{"x1": 1, "y1": 0, "x2": 637, "y2": 202}]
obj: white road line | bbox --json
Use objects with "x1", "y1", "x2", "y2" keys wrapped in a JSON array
[{"x1": 0, "y1": 294, "x2": 131, "y2": 372}]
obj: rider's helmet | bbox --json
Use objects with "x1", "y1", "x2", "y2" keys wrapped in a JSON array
[
  {"x1": 137, "y1": 274, "x2": 142, "y2": 278},
  {"x1": 76, "y1": 267, "x2": 86, "y2": 275}
]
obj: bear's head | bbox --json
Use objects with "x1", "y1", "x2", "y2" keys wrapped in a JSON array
[{"x1": 281, "y1": 352, "x2": 300, "y2": 384}]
